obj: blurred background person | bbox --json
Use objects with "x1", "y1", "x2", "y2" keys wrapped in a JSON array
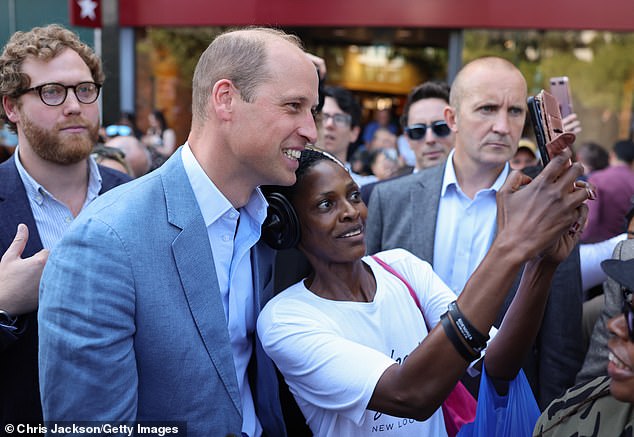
[
  {"x1": 349, "y1": 148, "x2": 373, "y2": 177},
  {"x1": 361, "y1": 104, "x2": 398, "y2": 150},
  {"x1": 0, "y1": 119, "x2": 17, "y2": 163},
  {"x1": 318, "y1": 85, "x2": 377, "y2": 187},
  {"x1": 367, "y1": 127, "x2": 411, "y2": 178},
  {"x1": 105, "y1": 135, "x2": 151, "y2": 178},
  {"x1": 368, "y1": 147, "x2": 402, "y2": 180},
  {"x1": 510, "y1": 138, "x2": 539, "y2": 171},
  {"x1": 575, "y1": 141, "x2": 610, "y2": 181},
  {"x1": 91, "y1": 144, "x2": 131, "y2": 176},
  {"x1": 581, "y1": 139, "x2": 634, "y2": 243},
  {"x1": 368, "y1": 126, "x2": 398, "y2": 153},
  {"x1": 142, "y1": 109, "x2": 176, "y2": 159},
  {"x1": 117, "y1": 111, "x2": 143, "y2": 139}
]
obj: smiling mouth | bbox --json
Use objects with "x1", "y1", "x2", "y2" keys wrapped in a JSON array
[
  {"x1": 283, "y1": 149, "x2": 301, "y2": 160},
  {"x1": 338, "y1": 226, "x2": 363, "y2": 238},
  {"x1": 609, "y1": 351, "x2": 632, "y2": 371}
]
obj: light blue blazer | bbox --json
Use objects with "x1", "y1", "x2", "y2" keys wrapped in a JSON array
[{"x1": 38, "y1": 148, "x2": 285, "y2": 437}]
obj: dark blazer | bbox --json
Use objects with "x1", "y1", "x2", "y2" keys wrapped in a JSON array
[
  {"x1": 360, "y1": 166, "x2": 415, "y2": 206},
  {"x1": 0, "y1": 155, "x2": 130, "y2": 424},
  {"x1": 365, "y1": 164, "x2": 585, "y2": 409}
]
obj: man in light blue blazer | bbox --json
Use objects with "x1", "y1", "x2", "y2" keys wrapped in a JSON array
[{"x1": 38, "y1": 27, "x2": 319, "y2": 437}]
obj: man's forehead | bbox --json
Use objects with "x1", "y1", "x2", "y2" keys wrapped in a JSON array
[{"x1": 461, "y1": 84, "x2": 527, "y2": 107}]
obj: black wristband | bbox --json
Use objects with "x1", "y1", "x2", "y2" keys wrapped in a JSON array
[
  {"x1": 440, "y1": 312, "x2": 480, "y2": 362},
  {"x1": 448, "y1": 301, "x2": 489, "y2": 353}
]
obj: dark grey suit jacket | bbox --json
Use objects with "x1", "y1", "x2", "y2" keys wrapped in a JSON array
[
  {"x1": 0, "y1": 155, "x2": 130, "y2": 424},
  {"x1": 365, "y1": 163, "x2": 584, "y2": 409}
]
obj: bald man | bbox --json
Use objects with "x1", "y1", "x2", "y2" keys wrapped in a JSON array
[
  {"x1": 106, "y1": 135, "x2": 150, "y2": 178},
  {"x1": 366, "y1": 57, "x2": 584, "y2": 408}
]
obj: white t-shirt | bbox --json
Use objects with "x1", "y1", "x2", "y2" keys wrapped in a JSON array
[{"x1": 258, "y1": 248, "x2": 456, "y2": 437}]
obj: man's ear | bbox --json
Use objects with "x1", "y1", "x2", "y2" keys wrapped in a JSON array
[
  {"x1": 444, "y1": 106, "x2": 458, "y2": 132},
  {"x1": 2, "y1": 95, "x2": 20, "y2": 124},
  {"x1": 212, "y1": 79, "x2": 237, "y2": 121}
]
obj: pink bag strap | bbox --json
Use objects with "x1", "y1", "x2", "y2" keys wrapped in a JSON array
[{"x1": 371, "y1": 255, "x2": 429, "y2": 330}]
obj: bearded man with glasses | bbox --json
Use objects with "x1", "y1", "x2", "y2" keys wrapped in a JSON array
[
  {"x1": 0, "y1": 24, "x2": 130, "y2": 425},
  {"x1": 367, "y1": 57, "x2": 586, "y2": 409}
]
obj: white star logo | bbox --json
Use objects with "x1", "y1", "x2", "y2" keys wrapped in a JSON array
[{"x1": 77, "y1": 0, "x2": 98, "y2": 20}]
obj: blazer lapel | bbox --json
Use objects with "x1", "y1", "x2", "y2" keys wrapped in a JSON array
[
  {"x1": 410, "y1": 164, "x2": 444, "y2": 263},
  {"x1": 0, "y1": 157, "x2": 43, "y2": 256},
  {"x1": 161, "y1": 150, "x2": 242, "y2": 415}
]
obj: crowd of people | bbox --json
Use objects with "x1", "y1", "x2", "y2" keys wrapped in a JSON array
[{"x1": 0, "y1": 22, "x2": 633, "y2": 437}]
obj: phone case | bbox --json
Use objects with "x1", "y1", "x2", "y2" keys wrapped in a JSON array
[{"x1": 527, "y1": 90, "x2": 566, "y2": 165}]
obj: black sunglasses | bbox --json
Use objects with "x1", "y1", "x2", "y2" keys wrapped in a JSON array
[
  {"x1": 622, "y1": 287, "x2": 634, "y2": 341},
  {"x1": 404, "y1": 121, "x2": 451, "y2": 140}
]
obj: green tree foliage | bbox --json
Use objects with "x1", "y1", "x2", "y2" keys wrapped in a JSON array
[{"x1": 464, "y1": 30, "x2": 634, "y2": 144}]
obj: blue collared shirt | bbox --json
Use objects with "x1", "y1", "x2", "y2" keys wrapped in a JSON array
[
  {"x1": 433, "y1": 150, "x2": 509, "y2": 295},
  {"x1": 14, "y1": 146, "x2": 103, "y2": 250},
  {"x1": 181, "y1": 143, "x2": 268, "y2": 437}
]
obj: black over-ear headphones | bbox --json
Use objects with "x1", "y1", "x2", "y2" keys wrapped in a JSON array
[{"x1": 260, "y1": 186, "x2": 301, "y2": 250}]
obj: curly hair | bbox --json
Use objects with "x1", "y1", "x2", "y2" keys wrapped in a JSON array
[{"x1": 0, "y1": 24, "x2": 104, "y2": 131}]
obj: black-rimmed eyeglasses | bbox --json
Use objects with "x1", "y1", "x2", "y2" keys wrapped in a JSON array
[
  {"x1": 18, "y1": 82, "x2": 101, "y2": 107},
  {"x1": 405, "y1": 121, "x2": 451, "y2": 140},
  {"x1": 622, "y1": 287, "x2": 634, "y2": 341}
]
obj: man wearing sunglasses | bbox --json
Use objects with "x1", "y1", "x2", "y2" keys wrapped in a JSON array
[
  {"x1": 367, "y1": 57, "x2": 584, "y2": 408},
  {"x1": 401, "y1": 80, "x2": 454, "y2": 171},
  {"x1": 360, "y1": 81, "x2": 453, "y2": 204},
  {"x1": 0, "y1": 24, "x2": 130, "y2": 424},
  {"x1": 533, "y1": 255, "x2": 634, "y2": 436}
]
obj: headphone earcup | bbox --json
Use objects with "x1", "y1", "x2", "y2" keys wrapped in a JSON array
[{"x1": 262, "y1": 191, "x2": 300, "y2": 250}]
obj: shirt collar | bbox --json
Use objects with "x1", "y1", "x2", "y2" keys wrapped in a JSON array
[
  {"x1": 440, "y1": 149, "x2": 510, "y2": 197},
  {"x1": 181, "y1": 142, "x2": 268, "y2": 228},
  {"x1": 14, "y1": 145, "x2": 103, "y2": 205}
]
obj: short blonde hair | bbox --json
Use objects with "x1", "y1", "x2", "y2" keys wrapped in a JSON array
[
  {"x1": 191, "y1": 27, "x2": 303, "y2": 127},
  {"x1": 0, "y1": 24, "x2": 104, "y2": 131}
]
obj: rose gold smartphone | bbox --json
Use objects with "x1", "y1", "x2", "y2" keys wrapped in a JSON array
[{"x1": 549, "y1": 76, "x2": 573, "y2": 118}]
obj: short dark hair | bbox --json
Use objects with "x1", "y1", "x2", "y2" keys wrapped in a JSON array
[
  {"x1": 613, "y1": 139, "x2": 634, "y2": 164},
  {"x1": 576, "y1": 142, "x2": 609, "y2": 172},
  {"x1": 401, "y1": 81, "x2": 450, "y2": 128},
  {"x1": 322, "y1": 85, "x2": 362, "y2": 128}
]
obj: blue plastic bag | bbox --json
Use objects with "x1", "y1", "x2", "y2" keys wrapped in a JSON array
[{"x1": 457, "y1": 364, "x2": 540, "y2": 437}]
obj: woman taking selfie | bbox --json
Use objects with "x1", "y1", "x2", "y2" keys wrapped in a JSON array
[{"x1": 257, "y1": 147, "x2": 590, "y2": 436}]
